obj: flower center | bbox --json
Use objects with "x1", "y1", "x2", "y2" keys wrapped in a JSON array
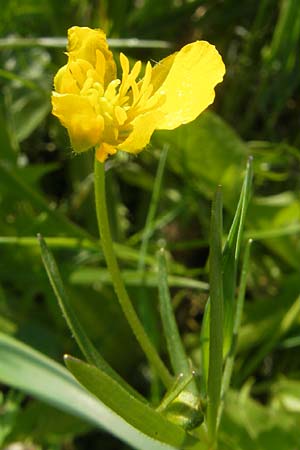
[{"x1": 70, "y1": 52, "x2": 163, "y2": 148}]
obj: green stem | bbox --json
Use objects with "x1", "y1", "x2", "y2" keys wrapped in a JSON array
[{"x1": 94, "y1": 156, "x2": 172, "y2": 389}]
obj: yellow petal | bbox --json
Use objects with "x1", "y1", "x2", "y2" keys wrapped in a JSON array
[
  {"x1": 117, "y1": 110, "x2": 164, "y2": 154},
  {"x1": 67, "y1": 26, "x2": 116, "y2": 87},
  {"x1": 54, "y1": 65, "x2": 80, "y2": 94},
  {"x1": 52, "y1": 93, "x2": 104, "y2": 152},
  {"x1": 149, "y1": 53, "x2": 176, "y2": 94},
  {"x1": 96, "y1": 143, "x2": 117, "y2": 163},
  {"x1": 152, "y1": 41, "x2": 225, "y2": 130}
]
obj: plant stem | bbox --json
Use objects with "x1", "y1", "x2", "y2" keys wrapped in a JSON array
[{"x1": 94, "y1": 156, "x2": 173, "y2": 389}]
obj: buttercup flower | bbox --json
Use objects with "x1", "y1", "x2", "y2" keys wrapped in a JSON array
[{"x1": 52, "y1": 26, "x2": 225, "y2": 162}]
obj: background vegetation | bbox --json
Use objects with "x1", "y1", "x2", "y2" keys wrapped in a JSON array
[{"x1": 1, "y1": 0, "x2": 300, "y2": 449}]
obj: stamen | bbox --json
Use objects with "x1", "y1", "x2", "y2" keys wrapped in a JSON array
[
  {"x1": 81, "y1": 76, "x2": 94, "y2": 94},
  {"x1": 93, "y1": 82, "x2": 104, "y2": 97},
  {"x1": 104, "y1": 111, "x2": 113, "y2": 122},
  {"x1": 69, "y1": 60, "x2": 91, "y2": 88},
  {"x1": 105, "y1": 79, "x2": 121, "y2": 102},
  {"x1": 118, "y1": 96, "x2": 129, "y2": 107},
  {"x1": 114, "y1": 106, "x2": 127, "y2": 126},
  {"x1": 95, "y1": 49, "x2": 106, "y2": 85},
  {"x1": 103, "y1": 111, "x2": 114, "y2": 125},
  {"x1": 131, "y1": 82, "x2": 153, "y2": 111},
  {"x1": 130, "y1": 85, "x2": 153, "y2": 114},
  {"x1": 119, "y1": 58, "x2": 142, "y2": 99},
  {"x1": 120, "y1": 53, "x2": 130, "y2": 77},
  {"x1": 99, "y1": 97, "x2": 112, "y2": 116},
  {"x1": 139, "y1": 62, "x2": 152, "y2": 97},
  {"x1": 130, "y1": 60, "x2": 142, "y2": 81},
  {"x1": 131, "y1": 80, "x2": 140, "y2": 105},
  {"x1": 145, "y1": 91, "x2": 165, "y2": 110}
]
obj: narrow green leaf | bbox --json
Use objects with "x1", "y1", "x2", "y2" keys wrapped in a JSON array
[
  {"x1": 280, "y1": 335, "x2": 300, "y2": 349},
  {"x1": 0, "y1": 235, "x2": 158, "y2": 267},
  {"x1": 200, "y1": 300, "x2": 210, "y2": 397},
  {"x1": 220, "y1": 239, "x2": 252, "y2": 419},
  {"x1": 38, "y1": 234, "x2": 143, "y2": 401},
  {"x1": 137, "y1": 147, "x2": 169, "y2": 401},
  {"x1": 70, "y1": 267, "x2": 208, "y2": 290},
  {"x1": 207, "y1": 187, "x2": 224, "y2": 444},
  {"x1": 157, "y1": 249, "x2": 204, "y2": 431},
  {"x1": 0, "y1": 103, "x2": 16, "y2": 163},
  {"x1": 234, "y1": 157, "x2": 253, "y2": 259},
  {"x1": 245, "y1": 223, "x2": 300, "y2": 240},
  {"x1": 222, "y1": 157, "x2": 253, "y2": 356},
  {"x1": 157, "y1": 248, "x2": 195, "y2": 387},
  {"x1": 138, "y1": 146, "x2": 168, "y2": 272},
  {"x1": 65, "y1": 355, "x2": 197, "y2": 449},
  {"x1": 0, "y1": 334, "x2": 179, "y2": 450},
  {"x1": 200, "y1": 159, "x2": 253, "y2": 399},
  {"x1": 224, "y1": 157, "x2": 253, "y2": 257},
  {"x1": 157, "y1": 373, "x2": 195, "y2": 413}
]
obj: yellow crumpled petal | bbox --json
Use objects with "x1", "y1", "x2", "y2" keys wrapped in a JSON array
[
  {"x1": 148, "y1": 53, "x2": 176, "y2": 95},
  {"x1": 52, "y1": 93, "x2": 104, "y2": 152},
  {"x1": 54, "y1": 65, "x2": 80, "y2": 94},
  {"x1": 117, "y1": 110, "x2": 164, "y2": 154},
  {"x1": 152, "y1": 41, "x2": 225, "y2": 130},
  {"x1": 96, "y1": 143, "x2": 117, "y2": 162},
  {"x1": 67, "y1": 26, "x2": 116, "y2": 87}
]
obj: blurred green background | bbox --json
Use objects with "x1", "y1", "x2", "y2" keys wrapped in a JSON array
[{"x1": 1, "y1": 0, "x2": 300, "y2": 449}]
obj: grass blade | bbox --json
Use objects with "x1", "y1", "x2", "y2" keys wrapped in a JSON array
[
  {"x1": 65, "y1": 355, "x2": 197, "y2": 449},
  {"x1": 0, "y1": 334, "x2": 178, "y2": 450},
  {"x1": 138, "y1": 146, "x2": 169, "y2": 400},
  {"x1": 201, "y1": 159, "x2": 253, "y2": 398},
  {"x1": 70, "y1": 267, "x2": 208, "y2": 290},
  {"x1": 38, "y1": 234, "x2": 143, "y2": 400},
  {"x1": 138, "y1": 146, "x2": 169, "y2": 272},
  {"x1": 222, "y1": 157, "x2": 253, "y2": 355},
  {"x1": 220, "y1": 239, "x2": 252, "y2": 420},
  {"x1": 156, "y1": 372, "x2": 195, "y2": 412},
  {"x1": 207, "y1": 187, "x2": 224, "y2": 445},
  {"x1": 0, "y1": 235, "x2": 158, "y2": 267},
  {"x1": 200, "y1": 299, "x2": 210, "y2": 397},
  {"x1": 157, "y1": 248, "x2": 197, "y2": 395}
]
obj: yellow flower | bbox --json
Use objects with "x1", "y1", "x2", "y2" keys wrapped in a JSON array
[{"x1": 52, "y1": 26, "x2": 225, "y2": 162}]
